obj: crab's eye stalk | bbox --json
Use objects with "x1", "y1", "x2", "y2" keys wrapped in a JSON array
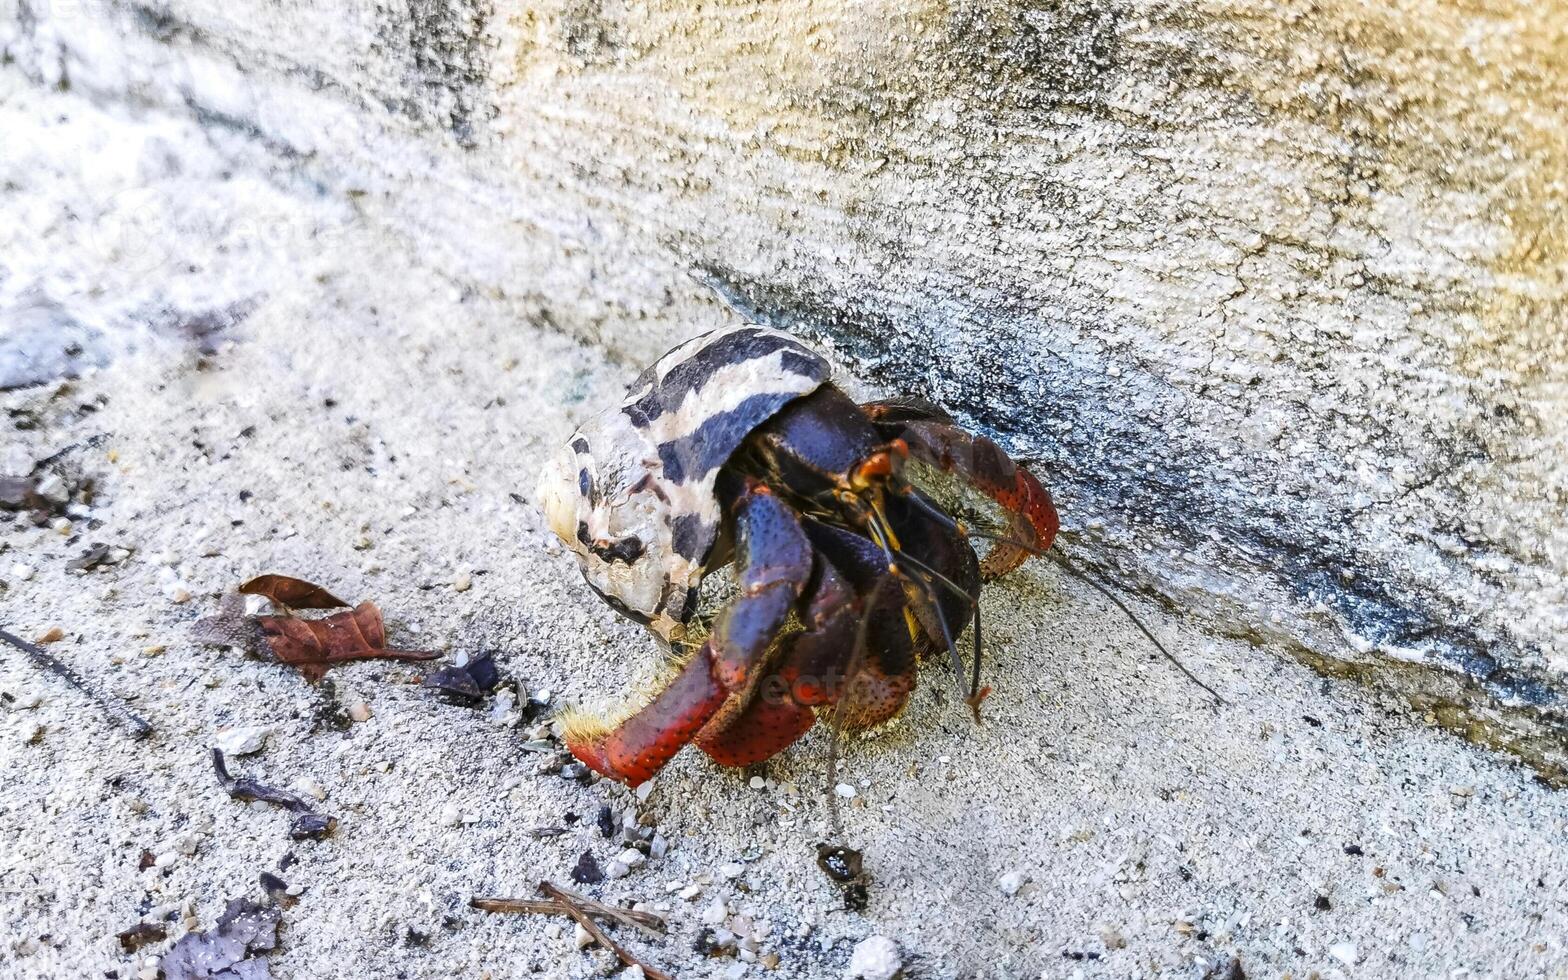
[{"x1": 536, "y1": 446, "x2": 584, "y2": 546}]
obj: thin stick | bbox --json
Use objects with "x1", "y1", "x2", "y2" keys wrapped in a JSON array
[
  {"x1": 471, "y1": 896, "x2": 665, "y2": 939},
  {"x1": 0, "y1": 626, "x2": 152, "y2": 739},
  {"x1": 536, "y1": 881, "x2": 673, "y2": 980}
]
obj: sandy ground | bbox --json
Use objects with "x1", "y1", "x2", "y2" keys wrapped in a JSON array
[{"x1": 3, "y1": 80, "x2": 1568, "y2": 980}]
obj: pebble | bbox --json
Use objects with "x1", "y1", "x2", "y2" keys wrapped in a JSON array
[
  {"x1": 846, "y1": 935, "x2": 902, "y2": 980},
  {"x1": 572, "y1": 922, "x2": 595, "y2": 950},
  {"x1": 347, "y1": 702, "x2": 373, "y2": 723},
  {"x1": 452, "y1": 571, "x2": 472, "y2": 592},
  {"x1": 635, "y1": 779, "x2": 655, "y2": 803},
  {"x1": 10, "y1": 563, "x2": 35, "y2": 582},
  {"x1": 292, "y1": 777, "x2": 328, "y2": 802},
  {"x1": 439, "y1": 805, "x2": 462, "y2": 828},
  {"x1": 723, "y1": 963, "x2": 747, "y2": 979},
  {"x1": 679, "y1": 884, "x2": 702, "y2": 900},
  {"x1": 720, "y1": 862, "x2": 745, "y2": 879},
  {"x1": 1329, "y1": 943, "x2": 1358, "y2": 966},
  {"x1": 618, "y1": 848, "x2": 647, "y2": 869},
  {"x1": 749, "y1": 776, "x2": 766, "y2": 790},
  {"x1": 214, "y1": 726, "x2": 271, "y2": 757},
  {"x1": 624, "y1": 967, "x2": 645, "y2": 980},
  {"x1": 34, "y1": 627, "x2": 64, "y2": 644},
  {"x1": 834, "y1": 783, "x2": 857, "y2": 800},
  {"x1": 649, "y1": 834, "x2": 669, "y2": 859},
  {"x1": 605, "y1": 860, "x2": 631, "y2": 879},
  {"x1": 702, "y1": 897, "x2": 728, "y2": 925},
  {"x1": 153, "y1": 852, "x2": 180, "y2": 869},
  {"x1": 996, "y1": 871, "x2": 1027, "y2": 897}
]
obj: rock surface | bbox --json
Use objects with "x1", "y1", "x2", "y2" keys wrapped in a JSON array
[
  {"x1": 2, "y1": 0, "x2": 1562, "y2": 775},
  {"x1": 3, "y1": 4, "x2": 1568, "y2": 978}
]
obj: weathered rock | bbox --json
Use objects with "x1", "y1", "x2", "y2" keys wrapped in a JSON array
[{"x1": 1, "y1": 0, "x2": 1562, "y2": 777}]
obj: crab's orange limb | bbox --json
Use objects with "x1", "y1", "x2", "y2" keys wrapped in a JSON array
[
  {"x1": 693, "y1": 686, "x2": 817, "y2": 768},
  {"x1": 564, "y1": 479, "x2": 816, "y2": 786},
  {"x1": 565, "y1": 644, "x2": 729, "y2": 787}
]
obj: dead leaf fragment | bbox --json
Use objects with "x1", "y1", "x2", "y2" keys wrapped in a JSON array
[
  {"x1": 256, "y1": 601, "x2": 438, "y2": 682},
  {"x1": 240, "y1": 574, "x2": 349, "y2": 610},
  {"x1": 117, "y1": 921, "x2": 168, "y2": 952},
  {"x1": 160, "y1": 897, "x2": 281, "y2": 980},
  {"x1": 0, "y1": 475, "x2": 44, "y2": 511}
]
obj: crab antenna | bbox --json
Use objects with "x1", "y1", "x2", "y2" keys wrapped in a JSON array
[
  {"x1": 895, "y1": 488, "x2": 1222, "y2": 706},
  {"x1": 884, "y1": 546, "x2": 986, "y2": 708},
  {"x1": 826, "y1": 575, "x2": 895, "y2": 839},
  {"x1": 862, "y1": 502, "x2": 974, "y2": 712},
  {"x1": 1055, "y1": 552, "x2": 1226, "y2": 707}
]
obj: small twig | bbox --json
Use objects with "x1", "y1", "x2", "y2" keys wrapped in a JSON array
[
  {"x1": 0, "y1": 626, "x2": 152, "y2": 739},
  {"x1": 31, "y1": 433, "x2": 108, "y2": 472},
  {"x1": 536, "y1": 881, "x2": 674, "y2": 980},
  {"x1": 471, "y1": 895, "x2": 665, "y2": 938}
]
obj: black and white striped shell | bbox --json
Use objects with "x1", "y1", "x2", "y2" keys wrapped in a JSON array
[{"x1": 537, "y1": 325, "x2": 831, "y2": 640}]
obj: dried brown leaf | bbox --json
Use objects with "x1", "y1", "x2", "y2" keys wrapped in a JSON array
[
  {"x1": 239, "y1": 574, "x2": 349, "y2": 610},
  {"x1": 256, "y1": 602, "x2": 438, "y2": 682}
]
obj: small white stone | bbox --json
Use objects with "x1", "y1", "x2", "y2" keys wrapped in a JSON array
[
  {"x1": 996, "y1": 871, "x2": 1027, "y2": 897},
  {"x1": 214, "y1": 725, "x2": 270, "y2": 757},
  {"x1": 723, "y1": 961, "x2": 747, "y2": 979},
  {"x1": 702, "y1": 897, "x2": 728, "y2": 925},
  {"x1": 624, "y1": 967, "x2": 645, "y2": 980},
  {"x1": 748, "y1": 776, "x2": 766, "y2": 790},
  {"x1": 34, "y1": 473, "x2": 69, "y2": 504},
  {"x1": 572, "y1": 922, "x2": 595, "y2": 950},
  {"x1": 347, "y1": 702, "x2": 373, "y2": 723},
  {"x1": 439, "y1": 805, "x2": 462, "y2": 828},
  {"x1": 679, "y1": 884, "x2": 702, "y2": 900},
  {"x1": 153, "y1": 852, "x2": 180, "y2": 869},
  {"x1": 605, "y1": 860, "x2": 631, "y2": 879},
  {"x1": 618, "y1": 848, "x2": 647, "y2": 869},
  {"x1": 452, "y1": 571, "x2": 472, "y2": 592},
  {"x1": 10, "y1": 563, "x2": 35, "y2": 582},
  {"x1": 292, "y1": 777, "x2": 328, "y2": 802},
  {"x1": 635, "y1": 779, "x2": 655, "y2": 802},
  {"x1": 834, "y1": 783, "x2": 857, "y2": 799},
  {"x1": 1329, "y1": 942, "x2": 1358, "y2": 966},
  {"x1": 720, "y1": 862, "x2": 745, "y2": 879},
  {"x1": 846, "y1": 935, "x2": 902, "y2": 980},
  {"x1": 649, "y1": 834, "x2": 669, "y2": 859}
]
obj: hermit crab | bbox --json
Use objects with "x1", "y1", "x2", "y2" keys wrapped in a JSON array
[{"x1": 537, "y1": 325, "x2": 1058, "y2": 786}]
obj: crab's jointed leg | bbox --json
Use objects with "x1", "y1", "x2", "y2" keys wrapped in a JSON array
[
  {"x1": 693, "y1": 555, "x2": 857, "y2": 766},
  {"x1": 564, "y1": 480, "x2": 815, "y2": 786}
]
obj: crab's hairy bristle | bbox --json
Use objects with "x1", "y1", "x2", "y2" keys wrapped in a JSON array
[
  {"x1": 558, "y1": 703, "x2": 630, "y2": 747},
  {"x1": 558, "y1": 641, "x2": 701, "y2": 748}
]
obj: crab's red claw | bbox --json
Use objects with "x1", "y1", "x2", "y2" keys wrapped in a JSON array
[
  {"x1": 565, "y1": 643, "x2": 730, "y2": 787},
  {"x1": 863, "y1": 400, "x2": 1058, "y2": 579}
]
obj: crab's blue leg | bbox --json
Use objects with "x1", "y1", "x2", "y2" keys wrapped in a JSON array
[
  {"x1": 565, "y1": 480, "x2": 814, "y2": 786},
  {"x1": 693, "y1": 558, "x2": 856, "y2": 767}
]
